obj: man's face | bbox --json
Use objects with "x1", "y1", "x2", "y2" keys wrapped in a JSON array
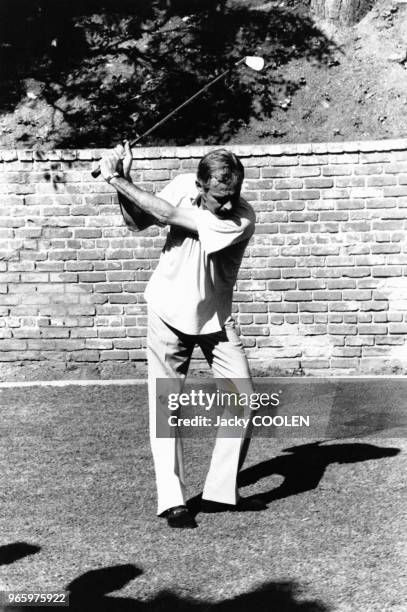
[{"x1": 196, "y1": 177, "x2": 241, "y2": 217}]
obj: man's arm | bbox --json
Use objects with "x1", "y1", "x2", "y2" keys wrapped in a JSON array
[
  {"x1": 100, "y1": 145, "x2": 198, "y2": 232},
  {"x1": 110, "y1": 176, "x2": 198, "y2": 232}
]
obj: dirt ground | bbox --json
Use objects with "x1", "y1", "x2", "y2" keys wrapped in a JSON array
[
  {"x1": 1, "y1": 0, "x2": 407, "y2": 149},
  {"x1": 231, "y1": 0, "x2": 407, "y2": 145}
]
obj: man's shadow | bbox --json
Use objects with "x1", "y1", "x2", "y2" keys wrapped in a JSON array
[
  {"x1": 0, "y1": 542, "x2": 41, "y2": 565},
  {"x1": 236, "y1": 441, "x2": 400, "y2": 504},
  {"x1": 8, "y1": 564, "x2": 328, "y2": 611},
  {"x1": 4, "y1": 563, "x2": 330, "y2": 612}
]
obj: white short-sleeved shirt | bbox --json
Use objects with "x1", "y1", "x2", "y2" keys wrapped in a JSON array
[{"x1": 144, "y1": 173, "x2": 255, "y2": 335}]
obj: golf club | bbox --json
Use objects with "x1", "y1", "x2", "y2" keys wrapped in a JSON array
[{"x1": 91, "y1": 55, "x2": 265, "y2": 178}]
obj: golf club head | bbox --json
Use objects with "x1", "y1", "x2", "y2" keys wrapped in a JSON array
[{"x1": 244, "y1": 56, "x2": 265, "y2": 71}]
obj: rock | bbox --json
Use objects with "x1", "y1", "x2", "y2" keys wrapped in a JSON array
[{"x1": 388, "y1": 51, "x2": 407, "y2": 63}]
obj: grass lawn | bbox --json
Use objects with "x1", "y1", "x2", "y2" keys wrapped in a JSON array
[{"x1": 0, "y1": 381, "x2": 406, "y2": 611}]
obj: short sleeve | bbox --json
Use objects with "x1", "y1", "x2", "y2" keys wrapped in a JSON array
[
  {"x1": 156, "y1": 173, "x2": 198, "y2": 207},
  {"x1": 195, "y1": 202, "x2": 255, "y2": 255}
]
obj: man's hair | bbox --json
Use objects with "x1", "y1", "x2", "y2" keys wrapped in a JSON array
[{"x1": 197, "y1": 149, "x2": 244, "y2": 190}]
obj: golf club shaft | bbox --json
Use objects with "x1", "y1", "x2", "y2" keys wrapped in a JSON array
[{"x1": 91, "y1": 57, "x2": 246, "y2": 178}]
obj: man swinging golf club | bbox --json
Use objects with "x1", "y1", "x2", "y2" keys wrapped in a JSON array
[
  {"x1": 100, "y1": 142, "x2": 267, "y2": 528},
  {"x1": 96, "y1": 56, "x2": 267, "y2": 528}
]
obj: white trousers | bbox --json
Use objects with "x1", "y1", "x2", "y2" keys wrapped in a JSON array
[{"x1": 147, "y1": 308, "x2": 254, "y2": 515}]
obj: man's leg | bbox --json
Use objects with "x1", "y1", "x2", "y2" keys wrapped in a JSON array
[
  {"x1": 147, "y1": 308, "x2": 194, "y2": 515},
  {"x1": 198, "y1": 320, "x2": 254, "y2": 506}
]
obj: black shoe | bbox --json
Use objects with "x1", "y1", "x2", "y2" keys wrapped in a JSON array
[
  {"x1": 165, "y1": 505, "x2": 198, "y2": 528},
  {"x1": 201, "y1": 497, "x2": 267, "y2": 513}
]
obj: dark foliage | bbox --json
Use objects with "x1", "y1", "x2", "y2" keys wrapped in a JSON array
[{"x1": 0, "y1": 1, "x2": 334, "y2": 147}]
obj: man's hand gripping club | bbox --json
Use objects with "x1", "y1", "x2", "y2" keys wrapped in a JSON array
[{"x1": 100, "y1": 142, "x2": 198, "y2": 232}]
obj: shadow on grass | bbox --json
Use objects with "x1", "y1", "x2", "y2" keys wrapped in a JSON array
[
  {"x1": 237, "y1": 441, "x2": 400, "y2": 504},
  {"x1": 0, "y1": 542, "x2": 41, "y2": 565},
  {"x1": 8, "y1": 564, "x2": 329, "y2": 611}
]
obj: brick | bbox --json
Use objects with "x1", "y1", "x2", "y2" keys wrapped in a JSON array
[
  {"x1": 389, "y1": 323, "x2": 407, "y2": 334},
  {"x1": 322, "y1": 166, "x2": 352, "y2": 176},
  {"x1": 325, "y1": 256, "x2": 354, "y2": 267},
  {"x1": 330, "y1": 358, "x2": 358, "y2": 368},
  {"x1": 330, "y1": 301, "x2": 359, "y2": 311},
  {"x1": 258, "y1": 212, "x2": 287, "y2": 223},
  {"x1": 255, "y1": 224, "x2": 279, "y2": 234},
  {"x1": 304, "y1": 178, "x2": 333, "y2": 189},
  {"x1": 279, "y1": 223, "x2": 310, "y2": 233},
  {"x1": 254, "y1": 291, "x2": 281, "y2": 302},
  {"x1": 272, "y1": 155, "x2": 299, "y2": 166},
  {"x1": 373, "y1": 312, "x2": 387, "y2": 323},
  {"x1": 239, "y1": 304, "x2": 267, "y2": 313},
  {"x1": 320, "y1": 212, "x2": 348, "y2": 222},
  {"x1": 300, "y1": 314, "x2": 314, "y2": 324},
  {"x1": 359, "y1": 301, "x2": 388, "y2": 311},
  {"x1": 292, "y1": 167, "x2": 320, "y2": 178},
  {"x1": 302, "y1": 324, "x2": 327, "y2": 335},
  {"x1": 299, "y1": 155, "x2": 328, "y2": 166},
  {"x1": 70, "y1": 328, "x2": 97, "y2": 338},
  {"x1": 358, "y1": 324, "x2": 387, "y2": 334},
  {"x1": 298, "y1": 279, "x2": 326, "y2": 290},
  {"x1": 285, "y1": 291, "x2": 312, "y2": 301},
  {"x1": 355, "y1": 164, "x2": 383, "y2": 175},
  {"x1": 329, "y1": 153, "x2": 359, "y2": 164},
  {"x1": 313, "y1": 290, "x2": 342, "y2": 300},
  {"x1": 282, "y1": 269, "x2": 310, "y2": 279},
  {"x1": 327, "y1": 279, "x2": 356, "y2": 289},
  {"x1": 94, "y1": 283, "x2": 122, "y2": 293},
  {"x1": 106, "y1": 271, "x2": 135, "y2": 282},
  {"x1": 309, "y1": 222, "x2": 339, "y2": 233},
  {"x1": 0, "y1": 339, "x2": 27, "y2": 350},
  {"x1": 99, "y1": 350, "x2": 129, "y2": 360},
  {"x1": 70, "y1": 350, "x2": 100, "y2": 361},
  {"x1": 275, "y1": 179, "x2": 303, "y2": 189},
  {"x1": 371, "y1": 244, "x2": 400, "y2": 254},
  {"x1": 143, "y1": 170, "x2": 171, "y2": 180},
  {"x1": 246, "y1": 179, "x2": 274, "y2": 190},
  {"x1": 375, "y1": 335, "x2": 405, "y2": 344},
  {"x1": 295, "y1": 190, "x2": 320, "y2": 200},
  {"x1": 333, "y1": 347, "x2": 361, "y2": 357},
  {"x1": 342, "y1": 268, "x2": 370, "y2": 278},
  {"x1": 387, "y1": 312, "x2": 403, "y2": 322},
  {"x1": 78, "y1": 249, "x2": 105, "y2": 260},
  {"x1": 336, "y1": 199, "x2": 364, "y2": 210},
  {"x1": 372, "y1": 267, "x2": 402, "y2": 277},
  {"x1": 300, "y1": 359, "x2": 330, "y2": 368},
  {"x1": 266, "y1": 280, "x2": 295, "y2": 290},
  {"x1": 261, "y1": 168, "x2": 291, "y2": 178},
  {"x1": 268, "y1": 303, "x2": 298, "y2": 313},
  {"x1": 108, "y1": 294, "x2": 138, "y2": 304},
  {"x1": 342, "y1": 290, "x2": 371, "y2": 300},
  {"x1": 327, "y1": 324, "x2": 357, "y2": 335},
  {"x1": 260, "y1": 190, "x2": 290, "y2": 201},
  {"x1": 240, "y1": 326, "x2": 269, "y2": 336},
  {"x1": 384, "y1": 186, "x2": 407, "y2": 197},
  {"x1": 346, "y1": 336, "x2": 374, "y2": 346},
  {"x1": 276, "y1": 201, "x2": 305, "y2": 211},
  {"x1": 360, "y1": 153, "x2": 391, "y2": 163},
  {"x1": 289, "y1": 212, "x2": 318, "y2": 222},
  {"x1": 367, "y1": 176, "x2": 397, "y2": 187},
  {"x1": 281, "y1": 246, "x2": 310, "y2": 257},
  {"x1": 343, "y1": 314, "x2": 357, "y2": 323},
  {"x1": 335, "y1": 177, "x2": 365, "y2": 188}
]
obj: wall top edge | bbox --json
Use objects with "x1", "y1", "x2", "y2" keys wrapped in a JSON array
[{"x1": 1, "y1": 137, "x2": 407, "y2": 161}]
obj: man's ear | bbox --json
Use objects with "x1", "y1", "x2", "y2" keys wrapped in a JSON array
[{"x1": 195, "y1": 179, "x2": 203, "y2": 193}]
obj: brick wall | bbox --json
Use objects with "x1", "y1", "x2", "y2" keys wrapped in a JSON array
[{"x1": 1, "y1": 140, "x2": 407, "y2": 376}]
